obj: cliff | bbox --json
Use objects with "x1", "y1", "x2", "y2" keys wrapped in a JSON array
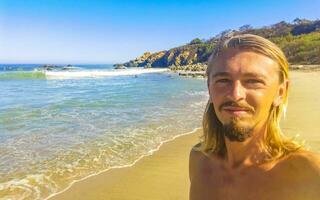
[
  {"x1": 121, "y1": 42, "x2": 215, "y2": 68},
  {"x1": 116, "y1": 18, "x2": 320, "y2": 68}
]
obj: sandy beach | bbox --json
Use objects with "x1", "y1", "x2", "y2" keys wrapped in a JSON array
[
  {"x1": 49, "y1": 71, "x2": 320, "y2": 200},
  {"x1": 49, "y1": 129, "x2": 201, "y2": 200}
]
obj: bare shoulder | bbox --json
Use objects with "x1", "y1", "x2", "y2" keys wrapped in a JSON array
[
  {"x1": 189, "y1": 143, "x2": 221, "y2": 179},
  {"x1": 189, "y1": 143, "x2": 208, "y2": 181},
  {"x1": 189, "y1": 142, "x2": 214, "y2": 162},
  {"x1": 189, "y1": 143, "x2": 217, "y2": 200},
  {"x1": 284, "y1": 149, "x2": 320, "y2": 177},
  {"x1": 289, "y1": 149, "x2": 320, "y2": 168}
]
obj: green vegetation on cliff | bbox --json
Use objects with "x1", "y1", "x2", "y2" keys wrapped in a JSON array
[{"x1": 118, "y1": 18, "x2": 320, "y2": 68}]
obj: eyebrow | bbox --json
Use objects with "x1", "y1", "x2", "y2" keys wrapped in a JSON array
[
  {"x1": 211, "y1": 72, "x2": 267, "y2": 79},
  {"x1": 211, "y1": 72, "x2": 230, "y2": 79}
]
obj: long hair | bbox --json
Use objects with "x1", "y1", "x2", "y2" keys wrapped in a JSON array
[{"x1": 199, "y1": 33, "x2": 303, "y2": 160}]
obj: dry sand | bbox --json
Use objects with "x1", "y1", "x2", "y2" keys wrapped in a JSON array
[
  {"x1": 49, "y1": 129, "x2": 202, "y2": 200},
  {"x1": 281, "y1": 71, "x2": 320, "y2": 152},
  {"x1": 50, "y1": 71, "x2": 320, "y2": 200}
]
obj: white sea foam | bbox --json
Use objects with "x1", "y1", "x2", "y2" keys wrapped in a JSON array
[
  {"x1": 44, "y1": 127, "x2": 202, "y2": 200},
  {"x1": 45, "y1": 68, "x2": 169, "y2": 79}
]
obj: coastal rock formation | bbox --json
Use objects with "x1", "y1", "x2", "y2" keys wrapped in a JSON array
[
  {"x1": 178, "y1": 71, "x2": 206, "y2": 78},
  {"x1": 169, "y1": 63, "x2": 207, "y2": 72},
  {"x1": 118, "y1": 43, "x2": 214, "y2": 69},
  {"x1": 115, "y1": 18, "x2": 320, "y2": 70},
  {"x1": 114, "y1": 64, "x2": 127, "y2": 69},
  {"x1": 123, "y1": 46, "x2": 205, "y2": 67}
]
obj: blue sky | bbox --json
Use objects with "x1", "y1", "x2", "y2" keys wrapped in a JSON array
[{"x1": 0, "y1": 0, "x2": 319, "y2": 64}]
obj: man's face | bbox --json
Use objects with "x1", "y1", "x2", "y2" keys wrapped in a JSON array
[{"x1": 208, "y1": 49, "x2": 286, "y2": 141}]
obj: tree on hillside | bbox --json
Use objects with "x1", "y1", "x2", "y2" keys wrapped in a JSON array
[
  {"x1": 215, "y1": 29, "x2": 237, "y2": 38},
  {"x1": 239, "y1": 24, "x2": 253, "y2": 32},
  {"x1": 293, "y1": 18, "x2": 312, "y2": 25},
  {"x1": 189, "y1": 38, "x2": 203, "y2": 45}
]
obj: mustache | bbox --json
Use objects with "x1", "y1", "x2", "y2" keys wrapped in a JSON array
[{"x1": 219, "y1": 101, "x2": 254, "y2": 113}]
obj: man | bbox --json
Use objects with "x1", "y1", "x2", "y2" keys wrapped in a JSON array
[{"x1": 189, "y1": 34, "x2": 320, "y2": 200}]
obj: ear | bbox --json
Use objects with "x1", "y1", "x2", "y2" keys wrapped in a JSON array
[
  {"x1": 208, "y1": 91, "x2": 213, "y2": 103},
  {"x1": 209, "y1": 96, "x2": 213, "y2": 103},
  {"x1": 207, "y1": 78, "x2": 214, "y2": 103},
  {"x1": 273, "y1": 79, "x2": 289, "y2": 107}
]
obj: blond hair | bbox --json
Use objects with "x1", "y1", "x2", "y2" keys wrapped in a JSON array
[{"x1": 199, "y1": 33, "x2": 303, "y2": 160}]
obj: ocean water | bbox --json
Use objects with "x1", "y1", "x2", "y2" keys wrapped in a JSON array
[{"x1": 0, "y1": 64, "x2": 208, "y2": 199}]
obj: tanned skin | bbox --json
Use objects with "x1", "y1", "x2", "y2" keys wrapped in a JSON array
[{"x1": 189, "y1": 49, "x2": 320, "y2": 200}]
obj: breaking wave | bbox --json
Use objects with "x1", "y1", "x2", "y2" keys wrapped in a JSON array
[{"x1": 0, "y1": 68, "x2": 169, "y2": 80}]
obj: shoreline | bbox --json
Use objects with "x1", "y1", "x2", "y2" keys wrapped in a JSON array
[
  {"x1": 47, "y1": 127, "x2": 202, "y2": 200},
  {"x1": 170, "y1": 64, "x2": 320, "y2": 78}
]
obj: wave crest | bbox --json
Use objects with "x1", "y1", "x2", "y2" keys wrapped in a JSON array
[
  {"x1": 45, "y1": 68, "x2": 169, "y2": 79},
  {"x1": 0, "y1": 68, "x2": 169, "y2": 80}
]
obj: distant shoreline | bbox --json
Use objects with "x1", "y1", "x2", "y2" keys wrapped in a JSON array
[
  {"x1": 289, "y1": 64, "x2": 320, "y2": 71},
  {"x1": 170, "y1": 64, "x2": 320, "y2": 78}
]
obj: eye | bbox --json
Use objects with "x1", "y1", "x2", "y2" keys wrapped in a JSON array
[
  {"x1": 245, "y1": 79, "x2": 263, "y2": 84},
  {"x1": 215, "y1": 78, "x2": 230, "y2": 83}
]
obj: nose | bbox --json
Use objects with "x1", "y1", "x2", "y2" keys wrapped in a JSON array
[{"x1": 227, "y1": 80, "x2": 246, "y2": 101}]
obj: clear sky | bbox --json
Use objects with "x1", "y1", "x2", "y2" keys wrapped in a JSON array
[{"x1": 0, "y1": 0, "x2": 319, "y2": 64}]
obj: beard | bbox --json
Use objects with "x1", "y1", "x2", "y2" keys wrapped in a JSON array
[
  {"x1": 222, "y1": 118, "x2": 254, "y2": 142},
  {"x1": 216, "y1": 101, "x2": 255, "y2": 142}
]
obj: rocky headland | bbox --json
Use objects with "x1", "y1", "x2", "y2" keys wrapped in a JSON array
[{"x1": 114, "y1": 18, "x2": 320, "y2": 77}]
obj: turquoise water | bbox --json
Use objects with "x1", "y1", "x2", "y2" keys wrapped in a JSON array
[{"x1": 0, "y1": 64, "x2": 208, "y2": 199}]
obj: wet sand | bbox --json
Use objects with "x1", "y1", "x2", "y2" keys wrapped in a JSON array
[
  {"x1": 49, "y1": 129, "x2": 202, "y2": 200},
  {"x1": 49, "y1": 71, "x2": 320, "y2": 200}
]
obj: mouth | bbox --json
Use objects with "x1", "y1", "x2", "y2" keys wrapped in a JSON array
[{"x1": 222, "y1": 106, "x2": 251, "y2": 116}]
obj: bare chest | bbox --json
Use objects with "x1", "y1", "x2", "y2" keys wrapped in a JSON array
[{"x1": 190, "y1": 164, "x2": 317, "y2": 200}]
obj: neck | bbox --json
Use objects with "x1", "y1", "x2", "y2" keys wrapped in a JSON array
[{"x1": 223, "y1": 123, "x2": 269, "y2": 169}]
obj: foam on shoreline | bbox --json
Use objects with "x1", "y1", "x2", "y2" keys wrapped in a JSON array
[
  {"x1": 0, "y1": 68, "x2": 169, "y2": 80},
  {"x1": 45, "y1": 68, "x2": 169, "y2": 79},
  {"x1": 45, "y1": 127, "x2": 201, "y2": 200}
]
